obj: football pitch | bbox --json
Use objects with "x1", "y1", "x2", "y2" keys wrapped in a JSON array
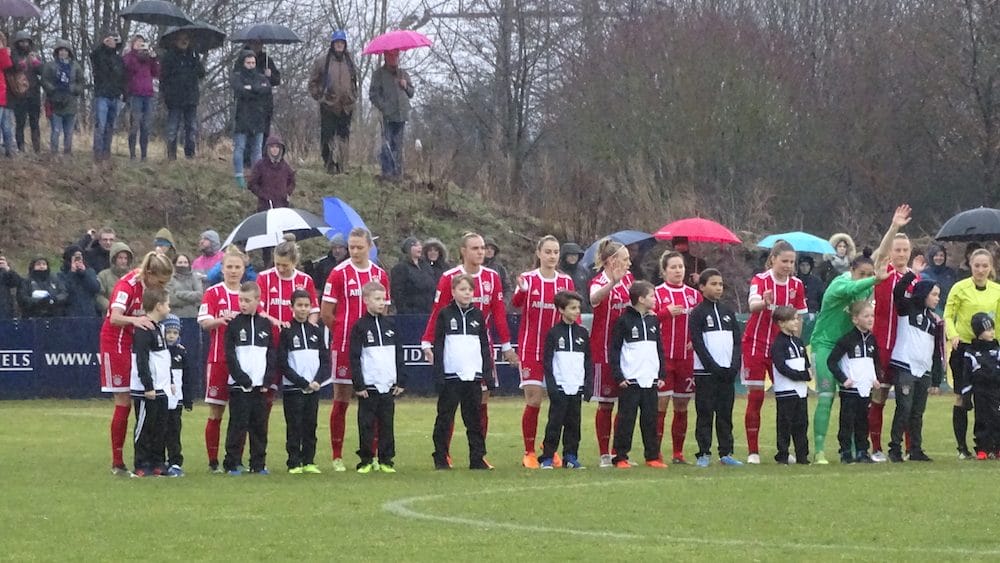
[{"x1": 2, "y1": 396, "x2": 997, "y2": 561}]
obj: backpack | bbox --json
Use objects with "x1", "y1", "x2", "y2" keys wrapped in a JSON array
[{"x1": 8, "y1": 69, "x2": 30, "y2": 98}]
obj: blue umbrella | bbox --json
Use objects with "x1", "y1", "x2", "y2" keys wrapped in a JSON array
[
  {"x1": 581, "y1": 230, "x2": 655, "y2": 270},
  {"x1": 323, "y1": 197, "x2": 377, "y2": 260},
  {"x1": 757, "y1": 232, "x2": 835, "y2": 254}
]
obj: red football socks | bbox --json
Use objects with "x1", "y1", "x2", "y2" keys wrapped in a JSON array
[
  {"x1": 110, "y1": 404, "x2": 130, "y2": 467},
  {"x1": 671, "y1": 410, "x2": 688, "y2": 456},
  {"x1": 522, "y1": 404, "x2": 540, "y2": 453},
  {"x1": 596, "y1": 407, "x2": 612, "y2": 456},
  {"x1": 205, "y1": 417, "x2": 221, "y2": 465},
  {"x1": 656, "y1": 410, "x2": 667, "y2": 447},
  {"x1": 869, "y1": 402, "x2": 885, "y2": 452},
  {"x1": 746, "y1": 389, "x2": 765, "y2": 454},
  {"x1": 331, "y1": 400, "x2": 348, "y2": 459}
]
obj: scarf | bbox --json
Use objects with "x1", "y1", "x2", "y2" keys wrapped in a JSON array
[{"x1": 56, "y1": 59, "x2": 72, "y2": 92}]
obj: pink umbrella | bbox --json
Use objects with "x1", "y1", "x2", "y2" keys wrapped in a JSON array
[
  {"x1": 654, "y1": 217, "x2": 742, "y2": 244},
  {"x1": 362, "y1": 29, "x2": 432, "y2": 55}
]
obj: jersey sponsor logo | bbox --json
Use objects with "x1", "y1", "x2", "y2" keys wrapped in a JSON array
[
  {"x1": 268, "y1": 298, "x2": 290, "y2": 307},
  {"x1": 531, "y1": 302, "x2": 555, "y2": 310},
  {"x1": 349, "y1": 289, "x2": 362, "y2": 297},
  {"x1": 472, "y1": 295, "x2": 492, "y2": 305}
]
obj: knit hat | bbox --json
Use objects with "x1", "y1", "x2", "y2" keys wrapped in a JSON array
[
  {"x1": 162, "y1": 314, "x2": 181, "y2": 333},
  {"x1": 401, "y1": 236, "x2": 419, "y2": 255},
  {"x1": 972, "y1": 312, "x2": 994, "y2": 339}
]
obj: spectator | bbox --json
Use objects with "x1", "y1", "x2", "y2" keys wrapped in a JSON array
[
  {"x1": 247, "y1": 134, "x2": 295, "y2": 212},
  {"x1": 237, "y1": 40, "x2": 281, "y2": 157},
  {"x1": 0, "y1": 32, "x2": 14, "y2": 158},
  {"x1": 41, "y1": 39, "x2": 83, "y2": 156},
  {"x1": 77, "y1": 227, "x2": 116, "y2": 274},
  {"x1": 59, "y1": 244, "x2": 100, "y2": 317},
  {"x1": 7, "y1": 30, "x2": 43, "y2": 154},
  {"x1": 422, "y1": 238, "x2": 450, "y2": 281},
  {"x1": 205, "y1": 249, "x2": 257, "y2": 285},
  {"x1": 18, "y1": 256, "x2": 68, "y2": 317},
  {"x1": 369, "y1": 49, "x2": 414, "y2": 179},
  {"x1": 191, "y1": 230, "x2": 224, "y2": 274},
  {"x1": 160, "y1": 33, "x2": 205, "y2": 160},
  {"x1": 483, "y1": 237, "x2": 511, "y2": 300},
  {"x1": 390, "y1": 237, "x2": 436, "y2": 314},
  {"x1": 308, "y1": 30, "x2": 357, "y2": 175},
  {"x1": 796, "y1": 255, "x2": 825, "y2": 314},
  {"x1": 231, "y1": 49, "x2": 271, "y2": 189},
  {"x1": 559, "y1": 242, "x2": 591, "y2": 312},
  {"x1": 167, "y1": 253, "x2": 203, "y2": 318},
  {"x1": 96, "y1": 240, "x2": 133, "y2": 314},
  {"x1": 822, "y1": 233, "x2": 856, "y2": 283},
  {"x1": 310, "y1": 233, "x2": 348, "y2": 290},
  {"x1": 921, "y1": 243, "x2": 957, "y2": 314},
  {"x1": 89, "y1": 31, "x2": 125, "y2": 162},
  {"x1": 123, "y1": 35, "x2": 159, "y2": 162},
  {"x1": 957, "y1": 242, "x2": 983, "y2": 281},
  {"x1": 0, "y1": 250, "x2": 22, "y2": 319},
  {"x1": 671, "y1": 237, "x2": 707, "y2": 287},
  {"x1": 154, "y1": 228, "x2": 177, "y2": 262}
]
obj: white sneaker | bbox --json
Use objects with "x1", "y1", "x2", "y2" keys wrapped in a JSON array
[
  {"x1": 747, "y1": 453, "x2": 761, "y2": 465},
  {"x1": 870, "y1": 451, "x2": 888, "y2": 463},
  {"x1": 599, "y1": 454, "x2": 613, "y2": 468},
  {"x1": 332, "y1": 458, "x2": 347, "y2": 472},
  {"x1": 788, "y1": 454, "x2": 797, "y2": 464}
]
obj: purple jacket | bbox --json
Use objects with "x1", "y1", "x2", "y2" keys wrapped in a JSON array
[
  {"x1": 123, "y1": 50, "x2": 159, "y2": 97},
  {"x1": 248, "y1": 135, "x2": 296, "y2": 212}
]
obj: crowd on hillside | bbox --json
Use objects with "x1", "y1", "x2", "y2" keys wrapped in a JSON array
[{"x1": 0, "y1": 28, "x2": 414, "y2": 183}]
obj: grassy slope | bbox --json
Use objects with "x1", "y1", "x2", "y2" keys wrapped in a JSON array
[
  {"x1": 0, "y1": 152, "x2": 544, "y2": 272},
  {"x1": 2, "y1": 396, "x2": 997, "y2": 561}
]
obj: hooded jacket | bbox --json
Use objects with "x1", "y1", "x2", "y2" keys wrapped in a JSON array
[
  {"x1": 921, "y1": 243, "x2": 957, "y2": 313},
  {"x1": 123, "y1": 45, "x2": 160, "y2": 97},
  {"x1": 77, "y1": 231, "x2": 111, "y2": 273},
  {"x1": 97, "y1": 241, "x2": 133, "y2": 314},
  {"x1": 823, "y1": 233, "x2": 857, "y2": 283},
  {"x1": 90, "y1": 41, "x2": 126, "y2": 99},
  {"x1": 369, "y1": 62, "x2": 414, "y2": 122},
  {"x1": 0, "y1": 43, "x2": 12, "y2": 107},
  {"x1": 890, "y1": 272, "x2": 945, "y2": 381},
  {"x1": 167, "y1": 262, "x2": 204, "y2": 318},
  {"x1": 18, "y1": 257, "x2": 69, "y2": 318},
  {"x1": 41, "y1": 40, "x2": 84, "y2": 114},
  {"x1": 192, "y1": 230, "x2": 224, "y2": 273},
  {"x1": 8, "y1": 31, "x2": 43, "y2": 102},
  {"x1": 58, "y1": 245, "x2": 101, "y2": 317},
  {"x1": 483, "y1": 238, "x2": 511, "y2": 299},
  {"x1": 233, "y1": 46, "x2": 280, "y2": 116},
  {"x1": 390, "y1": 237, "x2": 437, "y2": 314},
  {"x1": 559, "y1": 242, "x2": 591, "y2": 312},
  {"x1": 231, "y1": 50, "x2": 272, "y2": 134},
  {"x1": 160, "y1": 44, "x2": 205, "y2": 108},
  {"x1": 796, "y1": 256, "x2": 825, "y2": 313},
  {"x1": 247, "y1": 134, "x2": 295, "y2": 211},
  {"x1": 422, "y1": 238, "x2": 451, "y2": 280},
  {"x1": 308, "y1": 42, "x2": 358, "y2": 115}
]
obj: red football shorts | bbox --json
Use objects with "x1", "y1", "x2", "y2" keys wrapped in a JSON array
[
  {"x1": 100, "y1": 350, "x2": 131, "y2": 393},
  {"x1": 662, "y1": 357, "x2": 695, "y2": 398},
  {"x1": 204, "y1": 360, "x2": 230, "y2": 405},
  {"x1": 591, "y1": 362, "x2": 620, "y2": 403},
  {"x1": 330, "y1": 349, "x2": 353, "y2": 385},
  {"x1": 519, "y1": 358, "x2": 544, "y2": 388},
  {"x1": 740, "y1": 353, "x2": 770, "y2": 388}
]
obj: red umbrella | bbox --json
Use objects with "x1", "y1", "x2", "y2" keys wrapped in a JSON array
[
  {"x1": 654, "y1": 218, "x2": 741, "y2": 244},
  {"x1": 362, "y1": 30, "x2": 432, "y2": 55}
]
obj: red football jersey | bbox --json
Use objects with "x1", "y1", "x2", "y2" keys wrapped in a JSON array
[
  {"x1": 589, "y1": 271, "x2": 635, "y2": 364},
  {"x1": 873, "y1": 265, "x2": 919, "y2": 352},
  {"x1": 421, "y1": 265, "x2": 512, "y2": 348},
  {"x1": 198, "y1": 283, "x2": 241, "y2": 363},
  {"x1": 742, "y1": 271, "x2": 809, "y2": 358},
  {"x1": 512, "y1": 269, "x2": 575, "y2": 363},
  {"x1": 99, "y1": 270, "x2": 145, "y2": 354},
  {"x1": 654, "y1": 282, "x2": 702, "y2": 360},
  {"x1": 257, "y1": 268, "x2": 320, "y2": 324},
  {"x1": 322, "y1": 261, "x2": 391, "y2": 353}
]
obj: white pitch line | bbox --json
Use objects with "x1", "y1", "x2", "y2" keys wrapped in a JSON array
[{"x1": 382, "y1": 477, "x2": 1000, "y2": 556}]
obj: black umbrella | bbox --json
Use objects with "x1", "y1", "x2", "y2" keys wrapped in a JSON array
[
  {"x1": 159, "y1": 22, "x2": 225, "y2": 52},
  {"x1": 0, "y1": 0, "x2": 41, "y2": 18},
  {"x1": 222, "y1": 208, "x2": 331, "y2": 251},
  {"x1": 935, "y1": 207, "x2": 1000, "y2": 242},
  {"x1": 120, "y1": 0, "x2": 193, "y2": 27},
  {"x1": 230, "y1": 23, "x2": 302, "y2": 45}
]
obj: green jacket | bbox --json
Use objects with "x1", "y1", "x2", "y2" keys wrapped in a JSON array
[
  {"x1": 369, "y1": 65, "x2": 414, "y2": 122},
  {"x1": 41, "y1": 40, "x2": 84, "y2": 115},
  {"x1": 810, "y1": 272, "x2": 877, "y2": 349}
]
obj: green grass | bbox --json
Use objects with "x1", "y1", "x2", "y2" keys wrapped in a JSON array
[{"x1": 1, "y1": 396, "x2": 996, "y2": 561}]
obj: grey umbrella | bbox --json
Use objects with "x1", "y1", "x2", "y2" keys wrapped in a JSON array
[
  {"x1": 0, "y1": 0, "x2": 41, "y2": 18},
  {"x1": 120, "y1": 0, "x2": 192, "y2": 27},
  {"x1": 230, "y1": 23, "x2": 302, "y2": 45},
  {"x1": 935, "y1": 207, "x2": 1000, "y2": 242}
]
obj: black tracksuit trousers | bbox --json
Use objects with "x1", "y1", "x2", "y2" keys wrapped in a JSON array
[
  {"x1": 612, "y1": 384, "x2": 659, "y2": 463},
  {"x1": 432, "y1": 380, "x2": 486, "y2": 467},
  {"x1": 225, "y1": 388, "x2": 268, "y2": 471},
  {"x1": 694, "y1": 374, "x2": 735, "y2": 458},
  {"x1": 541, "y1": 390, "x2": 582, "y2": 461},
  {"x1": 284, "y1": 391, "x2": 320, "y2": 468},
  {"x1": 358, "y1": 390, "x2": 396, "y2": 466}
]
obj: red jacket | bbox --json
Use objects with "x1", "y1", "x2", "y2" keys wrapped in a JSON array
[
  {"x1": 247, "y1": 135, "x2": 295, "y2": 211},
  {"x1": 0, "y1": 48, "x2": 13, "y2": 107}
]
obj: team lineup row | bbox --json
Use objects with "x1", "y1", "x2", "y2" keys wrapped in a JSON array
[{"x1": 97, "y1": 206, "x2": 1000, "y2": 475}]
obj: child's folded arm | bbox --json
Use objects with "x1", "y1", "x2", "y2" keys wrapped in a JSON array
[
  {"x1": 223, "y1": 323, "x2": 252, "y2": 387},
  {"x1": 134, "y1": 328, "x2": 154, "y2": 391},
  {"x1": 276, "y1": 332, "x2": 310, "y2": 389}
]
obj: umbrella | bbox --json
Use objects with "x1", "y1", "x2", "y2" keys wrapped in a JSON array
[
  {"x1": 654, "y1": 217, "x2": 742, "y2": 244},
  {"x1": 362, "y1": 29, "x2": 432, "y2": 55},
  {"x1": 158, "y1": 22, "x2": 225, "y2": 52},
  {"x1": 0, "y1": 0, "x2": 41, "y2": 18},
  {"x1": 119, "y1": 0, "x2": 192, "y2": 27},
  {"x1": 581, "y1": 230, "x2": 655, "y2": 270},
  {"x1": 757, "y1": 231, "x2": 835, "y2": 254},
  {"x1": 230, "y1": 23, "x2": 301, "y2": 45},
  {"x1": 222, "y1": 208, "x2": 331, "y2": 252},
  {"x1": 935, "y1": 207, "x2": 1000, "y2": 242},
  {"x1": 323, "y1": 197, "x2": 377, "y2": 260}
]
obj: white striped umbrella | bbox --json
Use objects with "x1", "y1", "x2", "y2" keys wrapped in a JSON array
[{"x1": 221, "y1": 208, "x2": 331, "y2": 251}]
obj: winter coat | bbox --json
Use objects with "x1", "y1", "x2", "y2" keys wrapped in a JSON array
[
  {"x1": 0, "y1": 268, "x2": 22, "y2": 319},
  {"x1": 0, "y1": 47, "x2": 12, "y2": 107},
  {"x1": 8, "y1": 32, "x2": 43, "y2": 102},
  {"x1": 369, "y1": 64, "x2": 414, "y2": 123},
  {"x1": 308, "y1": 46, "x2": 357, "y2": 115},
  {"x1": 59, "y1": 266, "x2": 100, "y2": 317},
  {"x1": 559, "y1": 242, "x2": 592, "y2": 312},
  {"x1": 921, "y1": 243, "x2": 957, "y2": 314},
  {"x1": 123, "y1": 48, "x2": 160, "y2": 97},
  {"x1": 247, "y1": 134, "x2": 295, "y2": 211},
  {"x1": 167, "y1": 267, "x2": 204, "y2": 318},
  {"x1": 822, "y1": 233, "x2": 857, "y2": 283},
  {"x1": 232, "y1": 52, "x2": 272, "y2": 134},
  {"x1": 423, "y1": 238, "x2": 451, "y2": 281},
  {"x1": 89, "y1": 43, "x2": 126, "y2": 99},
  {"x1": 18, "y1": 259, "x2": 69, "y2": 318},
  {"x1": 232, "y1": 47, "x2": 280, "y2": 116},
  {"x1": 77, "y1": 232, "x2": 111, "y2": 274},
  {"x1": 390, "y1": 255, "x2": 437, "y2": 314},
  {"x1": 96, "y1": 241, "x2": 133, "y2": 315},
  {"x1": 41, "y1": 41, "x2": 84, "y2": 115},
  {"x1": 159, "y1": 47, "x2": 205, "y2": 108}
]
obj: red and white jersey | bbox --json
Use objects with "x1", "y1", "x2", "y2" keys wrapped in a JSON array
[
  {"x1": 742, "y1": 271, "x2": 808, "y2": 358},
  {"x1": 874, "y1": 265, "x2": 919, "y2": 352},
  {"x1": 257, "y1": 268, "x2": 320, "y2": 324},
  {"x1": 421, "y1": 265, "x2": 512, "y2": 348},
  {"x1": 322, "y1": 261, "x2": 391, "y2": 353},
  {"x1": 512, "y1": 269, "x2": 575, "y2": 363},
  {"x1": 198, "y1": 283, "x2": 241, "y2": 363},
  {"x1": 654, "y1": 282, "x2": 702, "y2": 360},
  {"x1": 99, "y1": 270, "x2": 145, "y2": 354},
  {"x1": 589, "y1": 271, "x2": 635, "y2": 364}
]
